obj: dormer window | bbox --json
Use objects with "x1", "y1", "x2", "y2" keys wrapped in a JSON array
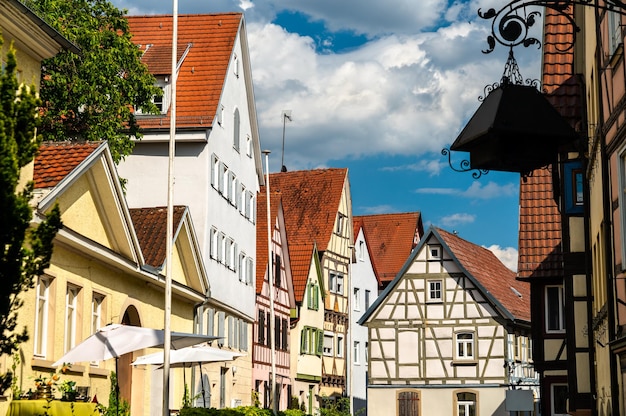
[{"x1": 136, "y1": 76, "x2": 170, "y2": 115}]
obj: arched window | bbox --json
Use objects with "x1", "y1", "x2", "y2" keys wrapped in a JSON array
[{"x1": 456, "y1": 392, "x2": 476, "y2": 416}]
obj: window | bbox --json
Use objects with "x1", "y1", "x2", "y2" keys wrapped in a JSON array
[
  {"x1": 239, "y1": 253, "x2": 247, "y2": 282},
  {"x1": 65, "y1": 286, "x2": 80, "y2": 353},
  {"x1": 275, "y1": 254, "x2": 282, "y2": 288},
  {"x1": 353, "y1": 288, "x2": 360, "y2": 311},
  {"x1": 211, "y1": 154, "x2": 219, "y2": 189},
  {"x1": 217, "y1": 104, "x2": 224, "y2": 126},
  {"x1": 608, "y1": 10, "x2": 622, "y2": 56},
  {"x1": 258, "y1": 310, "x2": 265, "y2": 345},
  {"x1": 323, "y1": 333, "x2": 334, "y2": 356},
  {"x1": 233, "y1": 108, "x2": 240, "y2": 151},
  {"x1": 365, "y1": 290, "x2": 371, "y2": 310},
  {"x1": 210, "y1": 227, "x2": 218, "y2": 260},
  {"x1": 91, "y1": 293, "x2": 104, "y2": 335},
  {"x1": 564, "y1": 161, "x2": 584, "y2": 214},
  {"x1": 354, "y1": 341, "x2": 360, "y2": 364},
  {"x1": 456, "y1": 332, "x2": 474, "y2": 360},
  {"x1": 275, "y1": 316, "x2": 281, "y2": 349},
  {"x1": 307, "y1": 282, "x2": 319, "y2": 310},
  {"x1": 34, "y1": 276, "x2": 51, "y2": 357},
  {"x1": 365, "y1": 341, "x2": 368, "y2": 363},
  {"x1": 233, "y1": 54, "x2": 240, "y2": 78},
  {"x1": 153, "y1": 87, "x2": 164, "y2": 112},
  {"x1": 546, "y1": 285, "x2": 566, "y2": 333},
  {"x1": 337, "y1": 334, "x2": 344, "y2": 357},
  {"x1": 246, "y1": 257, "x2": 254, "y2": 284},
  {"x1": 330, "y1": 272, "x2": 344, "y2": 295},
  {"x1": 240, "y1": 320, "x2": 248, "y2": 351},
  {"x1": 217, "y1": 232, "x2": 225, "y2": 263},
  {"x1": 281, "y1": 318, "x2": 288, "y2": 350},
  {"x1": 428, "y1": 245, "x2": 441, "y2": 260},
  {"x1": 551, "y1": 384, "x2": 568, "y2": 416},
  {"x1": 456, "y1": 392, "x2": 476, "y2": 416},
  {"x1": 398, "y1": 391, "x2": 420, "y2": 416},
  {"x1": 358, "y1": 240, "x2": 365, "y2": 261},
  {"x1": 246, "y1": 136, "x2": 252, "y2": 158},
  {"x1": 428, "y1": 280, "x2": 443, "y2": 302},
  {"x1": 228, "y1": 171, "x2": 236, "y2": 204},
  {"x1": 221, "y1": 164, "x2": 229, "y2": 197},
  {"x1": 336, "y1": 213, "x2": 345, "y2": 234}
]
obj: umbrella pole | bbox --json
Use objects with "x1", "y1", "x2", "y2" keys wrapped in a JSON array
[
  {"x1": 199, "y1": 363, "x2": 206, "y2": 408},
  {"x1": 115, "y1": 357, "x2": 120, "y2": 416}
]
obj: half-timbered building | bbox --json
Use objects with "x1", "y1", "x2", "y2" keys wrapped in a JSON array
[
  {"x1": 351, "y1": 212, "x2": 423, "y2": 415},
  {"x1": 270, "y1": 168, "x2": 353, "y2": 399},
  {"x1": 254, "y1": 188, "x2": 295, "y2": 411},
  {"x1": 358, "y1": 227, "x2": 536, "y2": 416}
]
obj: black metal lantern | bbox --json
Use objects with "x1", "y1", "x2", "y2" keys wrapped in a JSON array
[{"x1": 450, "y1": 80, "x2": 580, "y2": 174}]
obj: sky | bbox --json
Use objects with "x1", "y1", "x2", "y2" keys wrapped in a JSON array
[{"x1": 110, "y1": 0, "x2": 544, "y2": 271}]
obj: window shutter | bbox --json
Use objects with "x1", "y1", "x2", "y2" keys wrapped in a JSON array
[
  {"x1": 266, "y1": 312, "x2": 271, "y2": 347},
  {"x1": 258, "y1": 310, "x2": 265, "y2": 345},
  {"x1": 300, "y1": 328, "x2": 307, "y2": 354},
  {"x1": 275, "y1": 316, "x2": 281, "y2": 349},
  {"x1": 282, "y1": 318, "x2": 288, "y2": 350},
  {"x1": 313, "y1": 285, "x2": 319, "y2": 310},
  {"x1": 316, "y1": 329, "x2": 323, "y2": 356},
  {"x1": 217, "y1": 312, "x2": 225, "y2": 347},
  {"x1": 228, "y1": 316, "x2": 234, "y2": 348}
]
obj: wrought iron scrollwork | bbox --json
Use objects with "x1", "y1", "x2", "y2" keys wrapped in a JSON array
[{"x1": 441, "y1": 148, "x2": 488, "y2": 179}]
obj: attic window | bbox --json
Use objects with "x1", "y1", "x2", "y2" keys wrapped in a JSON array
[{"x1": 428, "y1": 244, "x2": 441, "y2": 260}]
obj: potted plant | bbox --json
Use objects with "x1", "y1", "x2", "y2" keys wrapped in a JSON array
[
  {"x1": 59, "y1": 380, "x2": 77, "y2": 401},
  {"x1": 33, "y1": 373, "x2": 58, "y2": 399}
]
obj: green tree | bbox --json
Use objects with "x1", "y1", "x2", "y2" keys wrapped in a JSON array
[
  {"x1": 0, "y1": 39, "x2": 61, "y2": 394},
  {"x1": 25, "y1": 0, "x2": 162, "y2": 163}
]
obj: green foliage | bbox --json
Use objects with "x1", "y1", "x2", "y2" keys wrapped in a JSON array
[
  {"x1": 25, "y1": 0, "x2": 162, "y2": 163},
  {"x1": 97, "y1": 372, "x2": 130, "y2": 416},
  {"x1": 0, "y1": 37, "x2": 61, "y2": 394},
  {"x1": 319, "y1": 396, "x2": 351, "y2": 416},
  {"x1": 282, "y1": 409, "x2": 305, "y2": 416}
]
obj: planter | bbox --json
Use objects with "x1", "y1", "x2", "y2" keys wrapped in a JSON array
[
  {"x1": 36, "y1": 385, "x2": 53, "y2": 400},
  {"x1": 62, "y1": 391, "x2": 78, "y2": 402}
]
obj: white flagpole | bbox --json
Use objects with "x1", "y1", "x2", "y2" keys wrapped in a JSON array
[{"x1": 163, "y1": 0, "x2": 178, "y2": 414}]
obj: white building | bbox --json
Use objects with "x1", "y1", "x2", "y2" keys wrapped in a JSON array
[
  {"x1": 117, "y1": 13, "x2": 263, "y2": 408},
  {"x1": 358, "y1": 226, "x2": 537, "y2": 416}
]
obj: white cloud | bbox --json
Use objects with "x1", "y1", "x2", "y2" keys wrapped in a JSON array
[
  {"x1": 461, "y1": 181, "x2": 518, "y2": 199},
  {"x1": 485, "y1": 244, "x2": 518, "y2": 272},
  {"x1": 381, "y1": 158, "x2": 445, "y2": 176},
  {"x1": 439, "y1": 213, "x2": 475, "y2": 227},
  {"x1": 360, "y1": 204, "x2": 395, "y2": 215}
]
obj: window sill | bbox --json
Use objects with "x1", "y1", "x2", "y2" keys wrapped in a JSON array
[{"x1": 452, "y1": 360, "x2": 477, "y2": 366}]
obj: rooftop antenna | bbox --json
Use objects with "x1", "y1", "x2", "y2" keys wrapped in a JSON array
[{"x1": 281, "y1": 110, "x2": 292, "y2": 172}]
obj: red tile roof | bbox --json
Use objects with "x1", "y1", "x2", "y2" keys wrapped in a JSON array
[
  {"x1": 129, "y1": 206, "x2": 186, "y2": 268},
  {"x1": 354, "y1": 212, "x2": 422, "y2": 285},
  {"x1": 256, "y1": 188, "x2": 282, "y2": 294},
  {"x1": 127, "y1": 13, "x2": 242, "y2": 129},
  {"x1": 517, "y1": 7, "x2": 579, "y2": 279},
  {"x1": 34, "y1": 141, "x2": 102, "y2": 189},
  {"x1": 269, "y1": 168, "x2": 349, "y2": 250},
  {"x1": 437, "y1": 228, "x2": 531, "y2": 322},
  {"x1": 289, "y1": 243, "x2": 316, "y2": 303}
]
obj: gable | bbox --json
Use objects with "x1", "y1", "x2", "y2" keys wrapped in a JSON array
[{"x1": 37, "y1": 144, "x2": 140, "y2": 262}]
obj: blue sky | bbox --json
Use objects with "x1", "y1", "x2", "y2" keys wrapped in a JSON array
[{"x1": 110, "y1": 0, "x2": 543, "y2": 270}]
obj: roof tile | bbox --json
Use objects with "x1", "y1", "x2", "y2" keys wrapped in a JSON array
[
  {"x1": 34, "y1": 141, "x2": 101, "y2": 189},
  {"x1": 129, "y1": 206, "x2": 186, "y2": 268}
]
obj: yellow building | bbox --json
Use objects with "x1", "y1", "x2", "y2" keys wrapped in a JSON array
[{"x1": 3, "y1": 141, "x2": 209, "y2": 415}]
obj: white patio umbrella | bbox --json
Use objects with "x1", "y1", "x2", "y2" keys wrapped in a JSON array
[
  {"x1": 53, "y1": 323, "x2": 218, "y2": 366},
  {"x1": 132, "y1": 344, "x2": 244, "y2": 407},
  {"x1": 52, "y1": 323, "x2": 218, "y2": 414}
]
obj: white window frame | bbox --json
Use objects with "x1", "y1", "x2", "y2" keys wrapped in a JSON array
[
  {"x1": 34, "y1": 276, "x2": 51, "y2": 357},
  {"x1": 217, "y1": 232, "x2": 225, "y2": 263},
  {"x1": 336, "y1": 213, "x2": 344, "y2": 234},
  {"x1": 365, "y1": 290, "x2": 371, "y2": 310},
  {"x1": 608, "y1": 10, "x2": 622, "y2": 56},
  {"x1": 456, "y1": 392, "x2": 477, "y2": 416},
  {"x1": 353, "y1": 288, "x2": 360, "y2": 311},
  {"x1": 210, "y1": 227, "x2": 218, "y2": 259},
  {"x1": 545, "y1": 285, "x2": 566, "y2": 333},
  {"x1": 427, "y1": 280, "x2": 443, "y2": 302},
  {"x1": 330, "y1": 271, "x2": 344, "y2": 295},
  {"x1": 323, "y1": 332, "x2": 334, "y2": 356},
  {"x1": 354, "y1": 341, "x2": 360, "y2": 365},
  {"x1": 336, "y1": 334, "x2": 344, "y2": 358},
  {"x1": 246, "y1": 257, "x2": 254, "y2": 284},
  {"x1": 91, "y1": 293, "x2": 104, "y2": 335},
  {"x1": 455, "y1": 332, "x2": 475, "y2": 360},
  {"x1": 428, "y1": 244, "x2": 441, "y2": 260},
  {"x1": 358, "y1": 240, "x2": 365, "y2": 261},
  {"x1": 65, "y1": 285, "x2": 80, "y2": 353}
]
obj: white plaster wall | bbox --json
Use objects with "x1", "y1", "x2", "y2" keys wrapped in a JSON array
[
  {"x1": 350, "y1": 229, "x2": 380, "y2": 407},
  {"x1": 117, "y1": 31, "x2": 259, "y2": 319}
]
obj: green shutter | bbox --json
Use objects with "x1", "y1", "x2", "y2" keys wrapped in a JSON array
[
  {"x1": 316, "y1": 329, "x2": 323, "y2": 356},
  {"x1": 300, "y1": 327, "x2": 308, "y2": 354},
  {"x1": 313, "y1": 285, "x2": 319, "y2": 310}
]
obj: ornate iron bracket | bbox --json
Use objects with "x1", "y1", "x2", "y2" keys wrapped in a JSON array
[{"x1": 441, "y1": 148, "x2": 488, "y2": 179}]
